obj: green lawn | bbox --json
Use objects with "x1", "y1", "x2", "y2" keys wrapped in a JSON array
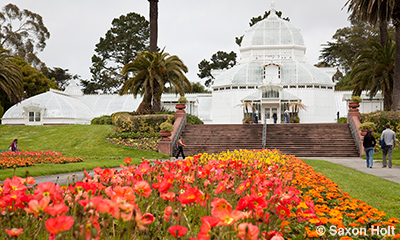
[
  {"x1": 0, "y1": 125, "x2": 169, "y2": 180},
  {"x1": 362, "y1": 149, "x2": 400, "y2": 166},
  {"x1": 303, "y1": 159, "x2": 400, "y2": 221}
]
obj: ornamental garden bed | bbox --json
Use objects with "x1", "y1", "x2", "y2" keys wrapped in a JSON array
[{"x1": 0, "y1": 149, "x2": 398, "y2": 239}]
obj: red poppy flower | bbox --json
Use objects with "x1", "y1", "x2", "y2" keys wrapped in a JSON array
[
  {"x1": 168, "y1": 225, "x2": 188, "y2": 237},
  {"x1": 44, "y1": 203, "x2": 69, "y2": 216},
  {"x1": 141, "y1": 213, "x2": 155, "y2": 225},
  {"x1": 235, "y1": 179, "x2": 252, "y2": 195},
  {"x1": 178, "y1": 187, "x2": 201, "y2": 205},
  {"x1": 164, "y1": 206, "x2": 172, "y2": 222},
  {"x1": 5, "y1": 228, "x2": 23, "y2": 236},
  {"x1": 45, "y1": 215, "x2": 75, "y2": 235},
  {"x1": 124, "y1": 157, "x2": 132, "y2": 165},
  {"x1": 236, "y1": 223, "x2": 259, "y2": 240},
  {"x1": 211, "y1": 198, "x2": 232, "y2": 216},
  {"x1": 161, "y1": 192, "x2": 176, "y2": 201},
  {"x1": 133, "y1": 180, "x2": 152, "y2": 198}
]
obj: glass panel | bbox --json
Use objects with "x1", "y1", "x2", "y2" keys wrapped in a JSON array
[
  {"x1": 29, "y1": 112, "x2": 34, "y2": 122},
  {"x1": 35, "y1": 112, "x2": 41, "y2": 122},
  {"x1": 265, "y1": 108, "x2": 271, "y2": 119}
]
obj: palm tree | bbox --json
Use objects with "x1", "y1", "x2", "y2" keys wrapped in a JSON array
[
  {"x1": 345, "y1": 0, "x2": 394, "y2": 46},
  {"x1": 148, "y1": 0, "x2": 159, "y2": 52},
  {"x1": 0, "y1": 48, "x2": 23, "y2": 103},
  {"x1": 351, "y1": 40, "x2": 395, "y2": 110},
  {"x1": 392, "y1": 1, "x2": 400, "y2": 111},
  {"x1": 120, "y1": 50, "x2": 191, "y2": 113}
]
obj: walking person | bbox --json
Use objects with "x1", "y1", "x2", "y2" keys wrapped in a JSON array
[
  {"x1": 175, "y1": 136, "x2": 185, "y2": 159},
  {"x1": 284, "y1": 108, "x2": 290, "y2": 124},
  {"x1": 254, "y1": 109, "x2": 258, "y2": 124},
  {"x1": 363, "y1": 130, "x2": 375, "y2": 168},
  {"x1": 272, "y1": 112, "x2": 277, "y2": 124},
  {"x1": 380, "y1": 124, "x2": 396, "y2": 168},
  {"x1": 9, "y1": 139, "x2": 20, "y2": 152}
]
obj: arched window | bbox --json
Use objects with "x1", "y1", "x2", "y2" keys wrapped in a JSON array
[
  {"x1": 263, "y1": 63, "x2": 281, "y2": 84},
  {"x1": 262, "y1": 89, "x2": 279, "y2": 98}
]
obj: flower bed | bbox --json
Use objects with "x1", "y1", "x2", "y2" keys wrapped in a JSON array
[
  {"x1": 106, "y1": 137, "x2": 160, "y2": 151},
  {"x1": 0, "y1": 149, "x2": 398, "y2": 239},
  {"x1": 0, "y1": 151, "x2": 83, "y2": 169}
]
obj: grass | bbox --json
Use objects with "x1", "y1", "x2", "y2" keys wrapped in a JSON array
[
  {"x1": 362, "y1": 149, "x2": 400, "y2": 166},
  {"x1": 303, "y1": 159, "x2": 400, "y2": 221},
  {"x1": 0, "y1": 125, "x2": 169, "y2": 180}
]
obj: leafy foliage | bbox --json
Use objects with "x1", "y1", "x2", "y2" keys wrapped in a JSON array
[
  {"x1": 197, "y1": 51, "x2": 237, "y2": 87},
  {"x1": 111, "y1": 112, "x2": 174, "y2": 133},
  {"x1": 351, "y1": 40, "x2": 394, "y2": 110},
  {"x1": 42, "y1": 67, "x2": 80, "y2": 91},
  {"x1": 91, "y1": 115, "x2": 113, "y2": 125},
  {"x1": 337, "y1": 117, "x2": 347, "y2": 123},
  {"x1": 86, "y1": 12, "x2": 150, "y2": 93},
  {"x1": 0, "y1": 3, "x2": 50, "y2": 68},
  {"x1": 319, "y1": 21, "x2": 393, "y2": 74},
  {"x1": 12, "y1": 57, "x2": 58, "y2": 98},
  {"x1": 0, "y1": 48, "x2": 23, "y2": 104},
  {"x1": 120, "y1": 50, "x2": 191, "y2": 113},
  {"x1": 360, "y1": 111, "x2": 400, "y2": 134}
]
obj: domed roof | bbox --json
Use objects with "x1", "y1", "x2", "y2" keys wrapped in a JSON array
[
  {"x1": 213, "y1": 62, "x2": 333, "y2": 87},
  {"x1": 240, "y1": 4, "x2": 305, "y2": 49},
  {"x1": 2, "y1": 89, "x2": 94, "y2": 120}
]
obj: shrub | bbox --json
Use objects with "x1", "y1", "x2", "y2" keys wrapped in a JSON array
[
  {"x1": 91, "y1": 115, "x2": 113, "y2": 125},
  {"x1": 107, "y1": 131, "x2": 160, "y2": 139},
  {"x1": 187, "y1": 113, "x2": 203, "y2": 124},
  {"x1": 350, "y1": 95, "x2": 362, "y2": 103},
  {"x1": 360, "y1": 111, "x2": 400, "y2": 133},
  {"x1": 112, "y1": 112, "x2": 174, "y2": 133},
  {"x1": 160, "y1": 121, "x2": 174, "y2": 132},
  {"x1": 337, "y1": 117, "x2": 347, "y2": 123},
  {"x1": 358, "y1": 122, "x2": 376, "y2": 131},
  {"x1": 178, "y1": 96, "x2": 188, "y2": 103}
]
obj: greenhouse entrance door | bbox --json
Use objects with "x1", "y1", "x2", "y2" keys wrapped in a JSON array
[{"x1": 263, "y1": 105, "x2": 279, "y2": 124}]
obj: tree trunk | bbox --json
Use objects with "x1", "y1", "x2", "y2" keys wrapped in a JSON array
[
  {"x1": 383, "y1": 85, "x2": 392, "y2": 111},
  {"x1": 392, "y1": 2, "x2": 400, "y2": 111},
  {"x1": 149, "y1": 0, "x2": 158, "y2": 52},
  {"x1": 379, "y1": 18, "x2": 388, "y2": 47},
  {"x1": 136, "y1": 89, "x2": 152, "y2": 114},
  {"x1": 152, "y1": 83, "x2": 162, "y2": 112}
]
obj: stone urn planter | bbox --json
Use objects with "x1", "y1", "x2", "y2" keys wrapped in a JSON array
[
  {"x1": 159, "y1": 131, "x2": 172, "y2": 138},
  {"x1": 175, "y1": 103, "x2": 186, "y2": 110},
  {"x1": 348, "y1": 102, "x2": 360, "y2": 109}
]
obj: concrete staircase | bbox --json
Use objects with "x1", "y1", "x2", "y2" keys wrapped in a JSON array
[{"x1": 174, "y1": 123, "x2": 359, "y2": 158}]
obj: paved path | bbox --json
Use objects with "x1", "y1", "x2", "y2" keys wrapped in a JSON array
[
  {"x1": 24, "y1": 157, "x2": 400, "y2": 186},
  {"x1": 303, "y1": 157, "x2": 400, "y2": 185}
]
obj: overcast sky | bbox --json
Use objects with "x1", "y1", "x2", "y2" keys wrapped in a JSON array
[{"x1": 8, "y1": 0, "x2": 351, "y2": 86}]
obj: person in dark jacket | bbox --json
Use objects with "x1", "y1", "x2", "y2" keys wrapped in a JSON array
[{"x1": 363, "y1": 130, "x2": 376, "y2": 168}]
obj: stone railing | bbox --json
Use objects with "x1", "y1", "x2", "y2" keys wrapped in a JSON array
[
  {"x1": 347, "y1": 101, "x2": 364, "y2": 156},
  {"x1": 158, "y1": 104, "x2": 187, "y2": 155}
]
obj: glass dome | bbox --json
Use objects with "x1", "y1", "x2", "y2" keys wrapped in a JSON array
[{"x1": 2, "y1": 90, "x2": 94, "y2": 122}]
